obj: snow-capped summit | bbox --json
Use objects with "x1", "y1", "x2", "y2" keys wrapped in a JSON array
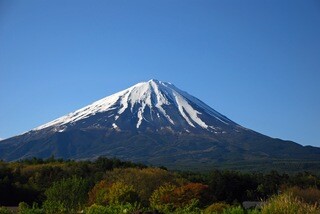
[
  {"x1": 33, "y1": 79, "x2": 239, "y2": 133},
  {"x1": 1, "y1": 79, "x2": 320, "y2": 168}
]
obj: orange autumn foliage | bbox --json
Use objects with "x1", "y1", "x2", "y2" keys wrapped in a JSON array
[
  {"x1": 88, "y1": 180, "x2": 109, "y2": 205},
  {"x1": 173, "y1": 183, "x2": 210, "y2": 206},
  {"x1": 150, "y1": 182, "x2": 211, "y2": 210}
]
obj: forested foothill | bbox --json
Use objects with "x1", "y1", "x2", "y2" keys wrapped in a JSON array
[{"x1": 0, "y1": 157, "x2": 320, "y2": 213}]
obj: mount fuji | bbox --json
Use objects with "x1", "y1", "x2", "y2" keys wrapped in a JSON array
[
  {"x1": 1, "y1": 79, "x2": 320, "y2": 171},
  {"x1": 33, "y1": 79, "x2": 238, "y2": 134}
]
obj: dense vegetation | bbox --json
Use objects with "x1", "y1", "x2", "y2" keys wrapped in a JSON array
[{"x1": 0, "y1": 157, "x2": 320, "y2": 213}]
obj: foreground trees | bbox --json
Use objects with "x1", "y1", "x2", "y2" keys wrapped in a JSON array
[
  {"x1": 150, "y1": 183, "x2": 211, "y2": 212},
  {"x1": 89, "y1": 168, "x2": 181, "y2": 206},
  {"x1": 261, "y1": 192, "x2": 320, "y2": 214},
  {"x1": 89, "y1": 181, "x2": 139, "y2": 205},
  {"x1": 0, "y1": 157, "x2": 320, "y2": 213},
  {"x1": 43, "y1": 177, "x2": 89, "y2": 213}
]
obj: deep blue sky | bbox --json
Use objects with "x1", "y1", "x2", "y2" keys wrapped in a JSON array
[{"x1": 1, "y1": 0, "x2": 320, "y2": 147}]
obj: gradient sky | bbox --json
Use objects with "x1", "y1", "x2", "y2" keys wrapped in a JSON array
[{"x1": 0, "y1": 0, "x2": 320, "y2": 146}]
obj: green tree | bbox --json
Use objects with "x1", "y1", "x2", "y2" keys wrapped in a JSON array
[
  {"x1": 150, "y1": 183, "x2": 177, "y2": 213},
  {"x1": 150, "y1": 182, "x2": 210, "y2": 212},
  {"x1": 18, "y1": 202, "x2": 44, "y2": 214},
  {"x1": 0, "y1": 207, "x2": 12, "y2": 214},
  {"x1": 107, "y1": 182, "x2": 140, "y2": 205},
  {"x1": 88, "y1": 180, "x2": 109, "y2": 205},
  {"x1": 43, "y1": 176, "x2": 89, "y2": 213},
  {"x1": 85, "y1": 203, "x2": 141, "y2": 214},
  {"x1": 173, "y1": 183, "x2": 210, "y2": 207},
  {"x1": 204, "y1": 202, "x2": 230, "y2": 214},
  {"x1": 261, "y1": 193, "x2": 320, "y2": 214},
  {"x1": 103, "y1": 168, "x2": 182, "y2": 205},
  {"x1": 89, "y1": 181, "x2": 140, "y2": 205}
]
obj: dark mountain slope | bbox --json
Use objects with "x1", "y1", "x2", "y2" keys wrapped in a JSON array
[{"x1": 1, "y1": 79, "x2": 319, "y2": 171}]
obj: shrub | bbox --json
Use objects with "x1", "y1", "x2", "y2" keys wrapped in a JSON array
[
  {"x1": 204, "y1": 202, "x2": 230, "y2": 214},
  {"x1": 204, "y1": 204, "x2": 257, "y2": 214},
  {"x1": 172, "y1": 199, "x2": 202, "y2": 214},
  {"x1": 150, "y1": 182, "x2": 210, "y2": 212},
  {"x1": 173, "y1": 183, "x2": 210, "y2": 207},
  {"x1": 149, "y1": 183, "x2": 177, "y2": 212},
  {"x1": 0, "y1": 207, "x2": 12, "y2": 214},
  {"x1": 286, "y1": 186, "x2": 320, "y2": 204},
  {"x1": 18, "y1": 202, "x2": 44, "y2": 214},
  {"x1": 43, "y1": 176, "x2": 89, "y2": 213},
  {"x1": 18, "y1": 202, "x2": 29, "y2": 212},
  {"x1": 261, "y1": 193, "x2": 320, "y2": 214},
  {"x1": 42, "y1": 201, "x2": 67, "y2": 214},
  {"x1": 107, "y1": 182, "x2": 140, "y2": 205},
  {"x1": 222, "y1": 206, "x2": 245, "y2": 214},
  {"x1": 85, "y1": 203, "x2": 141, "y2": 214},
  {"x1": 85, "y1": 204, "x2": 109, "y2": 214},
  {"x1": 247, "y1": 209, "x2": 261, "y2": 214},
  {"x1": 103, "y1": 168, "x2": 182, "y2": 205},
  {"x1": 88, "y1": 180, "x2": 109, "y2": 205},
  {"x1": 88, "y1": 181, "x2": 140, "y2": 205}
]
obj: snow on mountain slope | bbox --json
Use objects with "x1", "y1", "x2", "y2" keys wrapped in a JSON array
[
  {"x1": 33, "y1": 79, "x2": 238, "y2": 133},
  {"x1": 3, "y1": 79, "x2": 320, "y2": 168}
]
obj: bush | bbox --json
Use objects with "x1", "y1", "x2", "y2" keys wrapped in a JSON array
[
  {"x1": 150, "y1": 182, "x2": 210, "y2": 213},
  {"x1": 107, "y1": 182, "x2": 140, "y2": 205},
  {"x1": 172, "y1": 199, "x2": 202, "y2": 214},
  {"x1": 286, "y1": 186, "x2": 320, "y2": 204},
  {"x1": 43, "y1": 176, "x2": 89, "y2": 213},
  {"x1": 204, "y1": 202, "x2": 230, "y2": 214},
  {"x1": 0, "y1": 207, "x2": 12, "y2": 214},
  {"x1": 18, "y1": 202, "x2": 44, "y2": 214},
  {"x1": 85, "y1": 204, "x2": 108, "y2": 214},
  {"x1": 173, "y1": 183, "x2": 210, "y2": 207},
  {"x1": 88, "y1": 181, "x2": 140, "y2": 205},
  {"x1": 261, "y1": 193, "x2": 320, "y2": 214},
  {"x1": 18, "y1": 202, "x2": 29, "y2": 212},
  {"x1": 204, "y1": 204, "x2": 257, "y2": 214},
  {"x1": 42, "y1": 201, "x2": 67, "y2": 214},
  {"x1": 103, "y1": 168, "x2": 182, "y2": 205},
  {"x1": 247, "y1": 209, "x2": 260, "y2": 214},
  {"x1": 88, "y1": 180, "x2": 109, "y2": 205},
  {"x1": 85, "y1": 203, "x2": 141, "y2": 214},
  {"x1": 149, "y1": 183, "x2": 176, "y2": 213},
  {"x1": 222, "y1": 206, "x2": 245, "y2": 214}
]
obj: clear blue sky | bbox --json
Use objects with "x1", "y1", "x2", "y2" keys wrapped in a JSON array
[{"x1": 1, "y1": 0, "x2": 319, "y2": 147}]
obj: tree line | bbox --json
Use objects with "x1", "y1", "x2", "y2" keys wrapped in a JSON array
[{"x1": 0, "y1": 157, "x2": 320, "y2": 213}]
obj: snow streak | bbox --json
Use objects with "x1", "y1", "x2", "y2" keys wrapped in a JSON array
[{"x1": 33, "y1": 79, "x2": 233, "y2": 131}]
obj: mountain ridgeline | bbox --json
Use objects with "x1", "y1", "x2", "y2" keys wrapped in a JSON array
[{"x1": 1, "y1": 79, "x2": 320, "y2": 171}]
